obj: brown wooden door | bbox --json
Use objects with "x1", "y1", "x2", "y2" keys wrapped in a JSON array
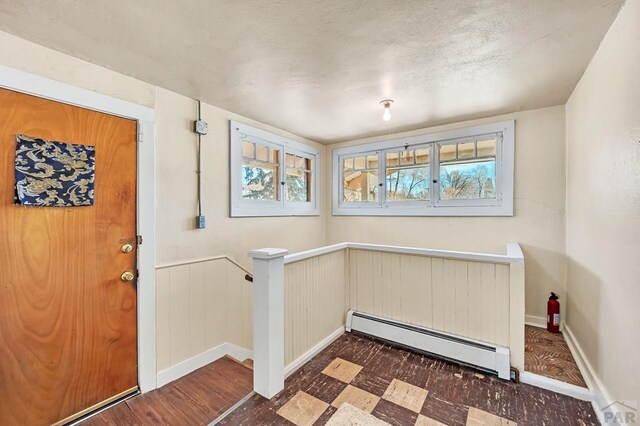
[{"x1": 0, "y1": 88, "x2": 138, "y2": 425}]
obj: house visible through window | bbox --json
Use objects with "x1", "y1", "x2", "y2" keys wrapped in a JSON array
[
  {"x1": 342, "y1": 155, "x2": 378, "y2": 202},
  {"x1": 231, "y1": 122, "x2": 320, "y2": 217},
  {"x1": 331, "y1": 121, "x2": 514, "y2": 216}
]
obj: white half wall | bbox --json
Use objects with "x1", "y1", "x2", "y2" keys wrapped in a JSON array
[{"x1": 156, "y1": 257, "x2": 253, "y2": 373}]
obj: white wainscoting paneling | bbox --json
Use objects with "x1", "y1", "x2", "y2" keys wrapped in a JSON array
[
  {"x1": 284, "y1": 250, "x2": 348, "y2": 366},
  {"x1": 156, "y1": 257, "x2": 252, "y2": 379},
  {"x1": 347, "y1": 249, "x2": 510, "y2": 347}
]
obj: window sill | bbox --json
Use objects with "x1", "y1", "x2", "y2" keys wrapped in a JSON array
[
  {"x1": 231, "y1": 206, "x2": 320, "y2": 217},
  {"x1": 332, "y1": 204, "x2": 513, "y2": 217}
]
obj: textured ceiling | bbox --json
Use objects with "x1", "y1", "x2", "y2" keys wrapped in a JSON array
[{"x1": 0, "y1": 0, "x2": 622, "y2": 143}]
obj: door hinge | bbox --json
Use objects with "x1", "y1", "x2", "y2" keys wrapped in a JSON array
[
  {"x1": 137, "y1": 126, "x2": 144, "y2": 143},
  {"x1": 136, "y1": 269, "x2": 140, "y2": 278},
  {"x1": 136, "y1": 235, "x2": 143, "y2": 245}
]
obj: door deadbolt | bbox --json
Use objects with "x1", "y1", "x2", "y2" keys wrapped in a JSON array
[
  {"x1": 121, "y1": 271, "x2": 135, "y2": 282},
  {"x1": 121, "y1": 243, "x2": 133, "y2": 253}
]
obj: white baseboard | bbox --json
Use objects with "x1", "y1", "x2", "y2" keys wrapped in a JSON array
[
  {"x1": 520, "y1": 371, "x2": 594, "y2": 401},
  {"x1": 562, "y1": 323, "x2": 598, "y2": 393},
  {"x1": 563, "y1": 323, "x2": 624, "y2": 425},
  {"x1": 225, "y1": 343, "x2": 253, "y2": 364},
  {"x1": 284, "y1": 326, "x2": 345, "y2": 378},
  {"x1": 525, "y1": 314, "x2": 546, "y2": 328},
  {"x1": 525, "y1": 314, "x2": 566, "y2": 331},
  {"x1": 156, "y1": 342, "x2": 253, "y2": 388}
]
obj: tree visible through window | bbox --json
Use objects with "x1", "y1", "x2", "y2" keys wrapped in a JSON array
[
  {"x1": 286, "y1": 153, "x2": 312, "y2": 202},
  {"x1": 231, "y1": 121, "x2": 319, "y2": 217},
  {"x1": 242, "y1": 140, "x2": 279, "y2": 200},
  {"x1": 439, "y1": 139, "x2": 496, "y2": 200},
  {"x1": 332, "y1": 121, "x2": 512, "y2": 216},
  {"x1": 385, "y1": 148, "x2": 430, "y2": 201}
]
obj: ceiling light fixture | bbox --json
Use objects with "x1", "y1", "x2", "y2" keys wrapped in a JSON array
[{"x1": 380, "y1": 99, "x2": 393, "y2": 122}]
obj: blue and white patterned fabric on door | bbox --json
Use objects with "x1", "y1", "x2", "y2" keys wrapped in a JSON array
[{"x1": 14, "y1": 134, "x2": 96, "y2": 207}]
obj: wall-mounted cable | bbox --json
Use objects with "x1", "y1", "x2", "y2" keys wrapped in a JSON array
[{"x1": 194, "y1": 100, "x2": 208, "y2": 229}]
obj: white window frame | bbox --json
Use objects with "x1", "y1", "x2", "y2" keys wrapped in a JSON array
[
  {"x1": 340, "y1": 152, "x2": 383, "y2": 207},
  {"x1": 383, "y1": 143, "x2": 433, "y2": 209},
  {"x1": 230, "y1": 121, "x2": 320, "y2": 217},
  {"x1": 332, "y1": 120, "x2": 514, "y2": 216}
]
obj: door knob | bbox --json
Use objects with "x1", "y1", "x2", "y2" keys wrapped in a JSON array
[{"x1": 121, "y1": 271, "x2": 135, "y2": 282}]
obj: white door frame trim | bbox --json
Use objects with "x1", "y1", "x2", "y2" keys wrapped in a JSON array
[{"x1": 0, "y1": 65, "x2": 158, "y2": 392}]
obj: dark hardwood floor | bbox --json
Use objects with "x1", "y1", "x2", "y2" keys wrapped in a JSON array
[
  {"x1": 80, "y1": 332, "x2": 593, "y2": 425},
  {"x1": 222, "y1": 333, "x2": 598, "y2": 425},
  {"x1": 80, "y1": 356, "x2": 252, "y2": 425},
  {"x1": 525, "y1": 325, "x2": 587, "y2": 387}
]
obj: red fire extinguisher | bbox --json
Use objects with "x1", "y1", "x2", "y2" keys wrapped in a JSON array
[{"x1": 547, "y1": 292, "x2": 560, "y2": 333}]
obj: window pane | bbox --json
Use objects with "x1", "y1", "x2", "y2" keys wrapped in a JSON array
[
  {"x1": 286, "y1": 168, "x2": 310, "y2": 202},
  {"x1": 457, "y1": 142, "x2": 475, "y2": 159},
  {"x1": 415, "y1": 148, "x2": 430, "y2": 164},
  {"x1": 269, "y1": 148, "x2": 279, "y2": 163},
  {"x1": 286, "y1": 153, "x2": 295, "y2": 167},
  {"x1": 386, "y1": 151, "x2": 399, "y2": 167},
  {"x1": 255, "y1": 144, "x2": 269, "y2": 162},
  {"x1": 286, "y1": 153, "x2": 313, "y2": 202},
  {"x1": 440, "y1": 144, "x2": 456, "y2": 161},
  {"x1": 353, "y1": 156, "x2": 366, "y2": 170},
  {"x1": 343, "y1": 169, "x2": 378, "y2": 202},
  {"x1": 242, "y1": 159, "x2": 279, "y2": 200},
  {"x1": 366, "y1": 155, "x2": 378, "y2": 169},
  {"x1": 439, "y1": 159, "x2": 496, "y2": 200},
  {"x1": 242, "y1": 141, "x2": 255, "y2": 159},
  {"x1": 477, "y1": 139, "x2": 496, "y2": 157},
  {"x1": 400, "y1": 150, "x2": 414, "y2": 165},
  {"x1": 343, "y1": 158, "x2": 353, "y2": 170},
  {"x1": 386, "y1": 166, "x2": 430, "y2": 201}
]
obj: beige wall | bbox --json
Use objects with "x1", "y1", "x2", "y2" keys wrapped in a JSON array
[
  {"x1": 0, "y1": 30, "x2": 328, "y2": 374},
  {"x1": 565, "y1": 0, "x2": 640, "y2": 405},
  {"x1": 325, "y1": 106, "x2": 567, "y2": 319},
  {"x1": 0, "y1": 30, "x2": 327, "y2": 269},
  {"x1": 154, "y1": 87, "x2": 326, "y2": 267},
  {"x1": 4, "y1": 9, "x2": 638, "y2": 404},
  {"x1": 0, "y1": 29, "x2": 568, "y2": 322}
]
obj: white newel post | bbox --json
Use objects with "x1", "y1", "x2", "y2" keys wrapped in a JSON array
[
  {"x1": 249, "y1": 247, "x2": 289, "y2": 399},
  {"x1": 507, "y1": 242, "x2": 525, "y2": 373}
]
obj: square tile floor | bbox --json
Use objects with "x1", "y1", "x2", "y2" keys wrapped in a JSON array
[
  {"x1": 276, "y1": 391, "x2": 329, "y2": 426},
  {"x1": 382, "y1": 378, "x2": 429, "y2": 413},
  {"x1": 322, "y1": 357, "x2": 363, "y2": 383},
  {"x1": 331, "y1": 384, "x2": 380, "y2": 413},
  {"x1": 221, "y1": 333, "x2": 598, "y2": 425}
]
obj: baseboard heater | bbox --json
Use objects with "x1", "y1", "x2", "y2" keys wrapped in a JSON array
[{"x1": 346, "y1": 310, "x2": 510, "y2": 380}]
